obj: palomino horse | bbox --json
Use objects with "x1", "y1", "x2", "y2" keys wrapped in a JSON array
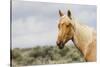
[{"x1": 56, "y1": 9, "x2": 96, "y2": 62}]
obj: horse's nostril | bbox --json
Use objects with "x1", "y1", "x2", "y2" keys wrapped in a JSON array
[
  {"x1": 56, "y1": 41, "x2": 61, "y2": 46},
  {"x1": 56, "y1": 41, "x2": 64, "y2": 49}
]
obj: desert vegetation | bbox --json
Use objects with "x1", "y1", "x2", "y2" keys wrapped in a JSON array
[{"x1": 11, "y1": 45, "x2": 86, "y2": 66}]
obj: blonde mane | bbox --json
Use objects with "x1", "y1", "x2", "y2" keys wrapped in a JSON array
[{"x1": 73, "y1": 21, "x2": 96, "y2": 61}]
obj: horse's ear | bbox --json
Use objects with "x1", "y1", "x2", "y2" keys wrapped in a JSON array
[
  {"x1": 59, "y1": 10, "x2": 64, "y2": 17},
  {"x1": 67, "y1": 10, "x2": 72, "y2": 19}
]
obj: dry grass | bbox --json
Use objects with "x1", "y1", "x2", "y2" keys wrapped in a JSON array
[{"x1": 11, "y1": 45, "x2": 86, "y2": 66}]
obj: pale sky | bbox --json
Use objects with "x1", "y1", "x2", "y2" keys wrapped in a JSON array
[{"x1": 12, "y1": 0, "x2": 97, "y2": 48}]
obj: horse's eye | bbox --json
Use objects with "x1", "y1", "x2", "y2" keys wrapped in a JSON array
[
  {"x1": 66, "y1": 24, "x2": 70, "y2": 27},
  {"x1": 66, "y1": 23, "x2": 71, "y2": 27},
  {"x1": 66, "y1": 25, "x2": 69, "y2": 27}
]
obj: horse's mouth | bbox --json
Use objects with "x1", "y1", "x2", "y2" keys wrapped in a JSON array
[
  {"x1": 58, "y1": 45, "x2": 64, "y2": 49},
  {"x1": 57, "y1": 43, "x2": 65, "y2": 49},
  {"x1": 57, "y1": 40, "x2": 69, "y2": 49}
]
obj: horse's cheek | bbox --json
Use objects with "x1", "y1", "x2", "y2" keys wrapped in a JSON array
[{"x1": 58, "y1": 31, "x2": 62, "y2": 40}]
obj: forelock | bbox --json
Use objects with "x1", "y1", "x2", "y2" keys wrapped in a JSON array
[{"x1": 60, "y1": 15, "x2": 72, "y2": 24}]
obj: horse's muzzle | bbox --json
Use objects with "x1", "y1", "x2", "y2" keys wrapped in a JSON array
[
  {"x1": 56, "y1": 41, "x2": 64, "y2": 49},
  {"x1": 58, "y1": 45, "x2": 64, "y2": 49}
]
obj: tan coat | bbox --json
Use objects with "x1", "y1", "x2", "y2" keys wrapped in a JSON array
[
  {"x1": 73, "y1": 22, "x2": 96, "y2": 61},
  {"x1": 57, "y1": 10, "x2": 96, "y2": 62}
]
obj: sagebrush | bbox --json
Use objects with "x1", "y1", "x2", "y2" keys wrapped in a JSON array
[{"x1": 11, "y1": 45, "x2": 86, "y2": 66}]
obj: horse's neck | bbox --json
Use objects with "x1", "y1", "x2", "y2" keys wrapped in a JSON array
[{"x1": 72, "y1": 22, "x2": 94, "y2": 56}]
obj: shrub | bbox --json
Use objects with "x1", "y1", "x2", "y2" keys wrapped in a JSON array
[
  {"x1": 12, "y1": 48, "x2": 22, "y2": 61},
  {"x1": 11, "y1": 45, "x2": 85, "y2": 66}
]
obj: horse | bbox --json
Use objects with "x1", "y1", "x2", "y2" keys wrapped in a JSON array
[{"x1": 56, "y1": 9, "x2": 96, "y2": 62}]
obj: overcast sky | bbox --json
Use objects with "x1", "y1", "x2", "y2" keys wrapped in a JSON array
[{"x1": 12, "y1": 0, "x2": 97, "y2": 48}]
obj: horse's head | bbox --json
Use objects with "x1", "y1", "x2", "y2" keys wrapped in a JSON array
[{"x1": 56, "y1": 10, "x2": 74, "y2": 49}]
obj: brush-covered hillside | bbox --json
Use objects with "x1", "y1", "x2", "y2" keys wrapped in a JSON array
[{"x1": 11, "y1": 45, "x2": 86, "y2": 66}]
